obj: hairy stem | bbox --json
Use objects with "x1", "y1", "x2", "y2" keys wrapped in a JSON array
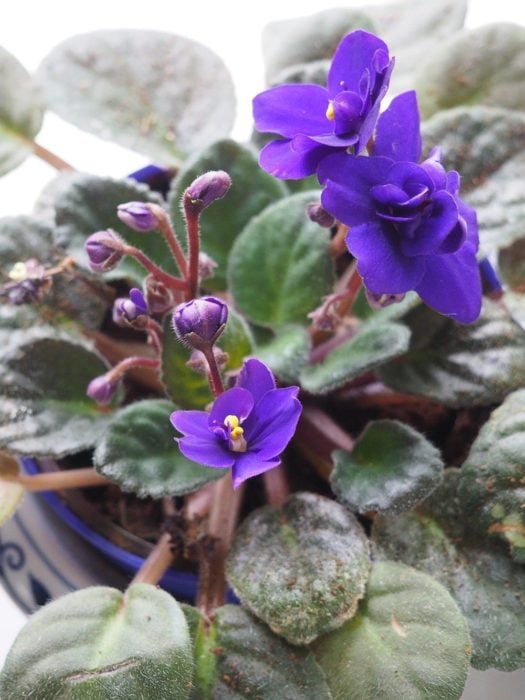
[
  {"x1": 130, "y1": 532, "x2": 174, "y2": 587},
  {"x1": 295, "y1": 404, "x2": 355, "y2": 479},
  {"x1": 184, "y1": 207, "x2": 201, "y2": 301},
  {"x1": 106, "y1": 355, "x2": 160, "y2": 383},
  {"x1": 122, "y1": 244, "x2": 187, "y2": 291},
  {"x1": 32, "y1": 141, "x2": 75, "y2": 172},
  {"x1": 202, "y1": 348, "x2": 225, "y2": 397},
  {"x1": 9, "y1": 468, "x2": 109, "y2": 492},
  {"x1": 263, "y1": 466, "x2": 289, "y2": 508},
  {"x1": 156, "y1": 211, "x2": 189, "y2": 279}
]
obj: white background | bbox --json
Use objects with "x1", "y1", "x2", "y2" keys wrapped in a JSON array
[{"x1": 1, "y1": 1, "x2": 525, "y2": 696}]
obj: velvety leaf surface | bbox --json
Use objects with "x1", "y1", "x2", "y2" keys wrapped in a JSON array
[
  {"x1": 254, "y1": 325, "x2": 311, "y2": 383},
  {"x1": 262, "y1": 8, "x2": 374, "y2": 84},
  {"x1": 378, "y1": 300, "x2": 525, "y2": 408},
  {"x1": 422, "y1": 106, "x2": 525, "y2": 252},
  {"x1": 0, "y1": 331, "x2": 113, "y2": 457},
  {"x1": 226, "y1": 492, "x2": 370, "y2": 645},
  {"x1": 373, "y1": 470, "x2": 525, "y2": 670},
  {"x1": 162, "y1": 307, "x2": 253, "y2": 409},
  {"x1": 0, "y1": 46, "x2": 44, "y2": 175},
  {"x1": 368, "y1": 0, "x2": 467, "y2": 94},
  {"x1": 94, "y1": 399, "x2": 226, "y2": 497},
  {"x1": 228, "y1": 192, "x2": 334, "y2": 328},
  {"x1": 312, "y1": 561, "x2": 471, "y2": 700},
  {"x1": 37, "y1": 30, "x2": 235, "y2": 163},
  {"x1": 416, "y1": 23, "x2": 525, "y2": 119},
  {"x1": 0, "y1": 584, "x2": 193, "y2": 699},
  {"x1": 54, "y1": 173, "x2": 166, "y2": 283},
  {"x1": 184, "y1": 605, "x2": 332, "y2": 699},
  {"x1": 457, "y1": 389, "x2": 525, "y2": 562},
  {"x1": 169, "y1": 139, "x2": 286, "y2": 290},
  {"x1": 331, "y1": 420, "x2": 443, "y2": 514},
  {"x1": 300, "y1": 322, "x2": 410, "y2": 395}
]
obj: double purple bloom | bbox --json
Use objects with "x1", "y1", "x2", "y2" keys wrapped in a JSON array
[
  {"x1": 253, "y1": 30, "x2": 393, "y2": 179},
  {"x1": 319, "y1": 91, "x2": 481, "y2": 323},
  {"x1": 170, "y1": 359, "x2": 301, "y2": 489}
]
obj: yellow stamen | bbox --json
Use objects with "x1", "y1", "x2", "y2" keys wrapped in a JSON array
[
  {"x1": 8, "y1": 262, "x2": 28, "y2": 282},
  {"x1": 224, "y1": 414, "x2": 244, "y2": 440},
  {"x1": 326, "y1": 101, "x2": 335, "y2": 121}
]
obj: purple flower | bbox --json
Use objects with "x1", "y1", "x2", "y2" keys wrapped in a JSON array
[
  {"x1": 173, "y1": 296, "x2": 228, "y2": 350},
  {"x1": 87, "y1": 375, "x2": 117, "y2": 405},
  {"x1": 319, "y1": 91, "x2": 481, "y2": 324},
  {"x1": 117, "y1": 201, "x2": 161, "y2": 232},
  {"x1": 184, "y1": 171, "x2": 232, "y2": 214},
  {"x1": 253, "y1": 30, "x2": 394, "y2": 179},
  {"x1": 170, "y1": 358, "x2": 302, "y2": 489},
  {"x1": 113, "y1": 288, "x2": 149, "y2": 327},
  {"x1": 85, "y1": 230, "x2": 124, "y2": 272}
]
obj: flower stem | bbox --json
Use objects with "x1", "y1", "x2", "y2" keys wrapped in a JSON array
[
  {"x1": 184, "y1": 207, "x2": 201, "y2": 301},
  {"x1": 202, "y1": 348, "x2": 225, "y2": 397},
  {"x1": 130, "y1": 532, "x2": 174, "y2": 587},
  {"x1": 197, "y1": 475, "x2": 245, "y2": 619},
  {"x1": 295, "y1": 404, "x2": 355, "y2": 479},
  {"x1": 31, "y1": 141, "x2": 75, "y2": 172},
  {"x1": 330, "y1": 222, "x2": 349, "y2": 257},
  {"x1": 8, "y1": 468, "x2": 109, "y2": 492},
  {"x1": 263, "y1": 466, "x2": 289, "y2": 508},
  {"x1": 122, "y1": 244, "x2": 187, "y2": 291},
  {"x1": 156, "y1": 211, "x2": 189, "y2": 278},
  {"x1": 144, "y1": 318, "x2": 164, "y2": 355},
  {"x1": 106, "y1": 355, "x2": 160, "y2": 383}
]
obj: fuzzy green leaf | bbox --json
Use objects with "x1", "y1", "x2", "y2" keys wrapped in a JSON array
[
  {"x1": 36, "y1": 30, "x2": 235, "y2": 164},
  {"x1": 169, "y1": 139, "x2": 286, "y2": 290},
  {"x1": 226, "y1": 492, "x2": 370, "y2": 645},
  {"x1": 228, "y1": 192, "x2": 334, "y2": 328},
  {"x1": 331, "y1": 420, "x2": 443, "y2": 514},
  {"x1": 378, "y1": 300, "x2": 525, "y2": 408},
  {"x1": 0, "y1": 584, "x2": 193, "y2": 699},
  {"x1": 300, "y1": 322, "x2": 410, "y2": 395},
  {"x1": 255, "y1": 325, "x2": 311, "y2": 383},
  {"x1": 94, "y1": 399, "x2": 226, "y2": 497},
  {"x1": 312, "y1": 561, "x2": 471, "y2": 700}
]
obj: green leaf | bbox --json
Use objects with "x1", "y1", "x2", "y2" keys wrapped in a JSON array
[
  {"x1": 0, "y1": 331, "x2": 114, "y2": 457},
  {"x1": 378, "y1": 300, "x2": 525, "y2": 408},
  {"x1": 37, "y1": 30, "x2": 235, "y2": 164},
  {"x1": 457, "y1": 389, "x2": 525, "y2": 562},
  {"x1": 162, "y1": 307, "x2": 254, "y2": 409},
  {"x1": 300, "y1": 322, "x2": 410, "y2": 395},
  {"x1": 226, "y1": 492, "x2": 370, "y2": 645},
  {"x1": 0, "y1": 46, "x2": 44, "y2": 175},
  {"x1": 169, "y1": 139, "x2": 286, "y2": 290},
  {"x1": 368, "y1": 0, "x2": 467, "y2": 95},
  {"x1": 331, "y1": 420, "x2": 443, "y2": 514},
  {"x1": 422, "y1": 107, "x2": 525, "y2": 252},
  {"x1": 262, "y1": 8, "x2": 375, "y2": 85},
  {"x1": 228, "y1": 192, "x2": 334, "y2": 328},
  {"x1": 498, "y1": 236, "x2": 525, "y2": 290},
  {"x1": 54, "y1": 173, "x2": 166, "y2": 284},
  {"x1": 312, "y1": 561, "x2": 471, "y2": 700},
  {"x1": 373, "y1": 470, "x2": 525, "y2": 670},
  {"x1": 0, "y1": 215, "x2": 55, "y2": 263},
  {"x1": 94, "y1": 399, "x2": 226, "y2": 497},
  {"x1": 184, "y1": 605, "x2": 332, "y2": 700},
  {"x1": 416, "y1": 23, "x2": 525, "y2": 119},
  {"x1": 0, "y1": 584, "x2": 193, "y2": 699},
  {"x1": 254, "y1": 325, "x2": 311, "y2": 383}
]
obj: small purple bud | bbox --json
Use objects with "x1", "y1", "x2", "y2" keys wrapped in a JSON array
[
  {"x1": 85, "y1": 230, "x2": 124, "y2": 272},
  {"x1": 173, "y1": 296, "x2": 228, "y2": 350},
  {"x1": 143, "y1": 275, "x2": 174, "y2": 315},
  {"x1": 112, "y1": 288, "x2": 149, "y2": 327},
  {"x1": 366, "y1": 290, "x2": 406, "y2": 310},
  {"x1": 184, "y1": 171, "x2": 232, "y2": 213},
  {"x1": 117, "y1": 201, "x2": 163, "y2": 232},
  {"x1": 307, "y1": 202, "x2": 336, "y2": 229},
  {"x1": 87, "y1": 375, "x2": 118, "y2": 405},
  {"x1": 1, "y1": 278, "x2": 50, "y2": 305}
]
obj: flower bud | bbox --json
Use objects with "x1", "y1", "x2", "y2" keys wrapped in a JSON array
[
  {"x1": 112, "y1": 288, "x2": 149, "y2": 327},
  {"x1": 117, "y1": 201, "x2": 164, "y2": 232},
  {"x1": 184, "y1": 171, "x2": 232, "y2": 214},
  {"x1": 86, "y1": 375, "x2": 118, "y2": 405},
  {"x1": 173, "y1": 296, "x2": 228, "y2": 350},
  {"x1": 85, "y1": 230, "x2": 124, "y2": 272},
  {"x1": 306, "y1": 202, "x2": 336, "y2": 228},
  {"x1": 143, "y1": 275, "x2": 174, "y2": 315}
]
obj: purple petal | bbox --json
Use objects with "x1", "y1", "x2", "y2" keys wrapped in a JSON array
[
  {"x1": 259, "y1": 138, "x2": 333, "y2": 179},
  {"x1": 236, "y1": 358, "x2": 275, "y2": 403},
  {"x1": 373, "y1": 91, "x2": 422, "y2": 162},
  {"x1": 319, "y1": 155, "x2": 392, "y2": 225},
  {"x1": 170, "y1": 410, "x2": 210, "y2": 438},
  {"x1": 244, "y1": 387, "x2": 302, "y2": 458},
  {"x1": 400, "y1": 191, "x2": 460, "y2": 257},
  {"x1": 332, "y1": 91, "x2": 363, "y2": 136},
  {"x1": 208, "y1": 387, "x2": 254, "y2": 428},
  {"x1": 253, "y1": 84, "x2": 329, "y2": 138},
  {"x1": 328, "y1": 31, "x2": 389, "y2": 97},
  {"x1": 231, "y1": 454, "x2": 281, "y2": 489},
  {"x1": 421, "y1": 152, "x2": 448, "y2": 190},
  {"x1": 346, "y1": 222, "x2": 427, "y2": 294},
  {"x1": 386, "y1": 161, "x2": 433, "y2": 193},
  {"x1": 178, "y1": 437, "x2": 235, "y2": 468}
]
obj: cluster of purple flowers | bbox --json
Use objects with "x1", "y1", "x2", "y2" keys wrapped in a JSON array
[{"x1": 253, "y1": 30, "x2": 481, "y2": 324}]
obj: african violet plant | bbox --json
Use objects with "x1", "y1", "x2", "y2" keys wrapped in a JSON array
[{"x1": 0, "y1": 0, "x2": 525, "y2": 698}]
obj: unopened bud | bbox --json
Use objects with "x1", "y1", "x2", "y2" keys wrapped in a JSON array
[
  {"x1": 113, "y1": 288, "x2": 149, "y2": 327},
  {"x1": 85, "y1": 230, "x2": 124, "y2": 272},
  {"x1": 144, "y1": 275, "x2": 174, "y2": 314},
  {"x1": 307, "y1": 202, "x2": 336, "y2": 228},
  {"x1": 117, "y1": 201, "x2": 165, "y2": 232},
  {"x1": 366, "y1": 290, "x2": 406, "y2": 310},
  {"x1": 86, "y1": 375, "x2": 118, "y2": 405},
  {"x1": 173, "y1": 296, "x2": 228, "y2": 350},
  {"x1": 184, "y1": 171, "x2": 232, "y2": 214}
]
